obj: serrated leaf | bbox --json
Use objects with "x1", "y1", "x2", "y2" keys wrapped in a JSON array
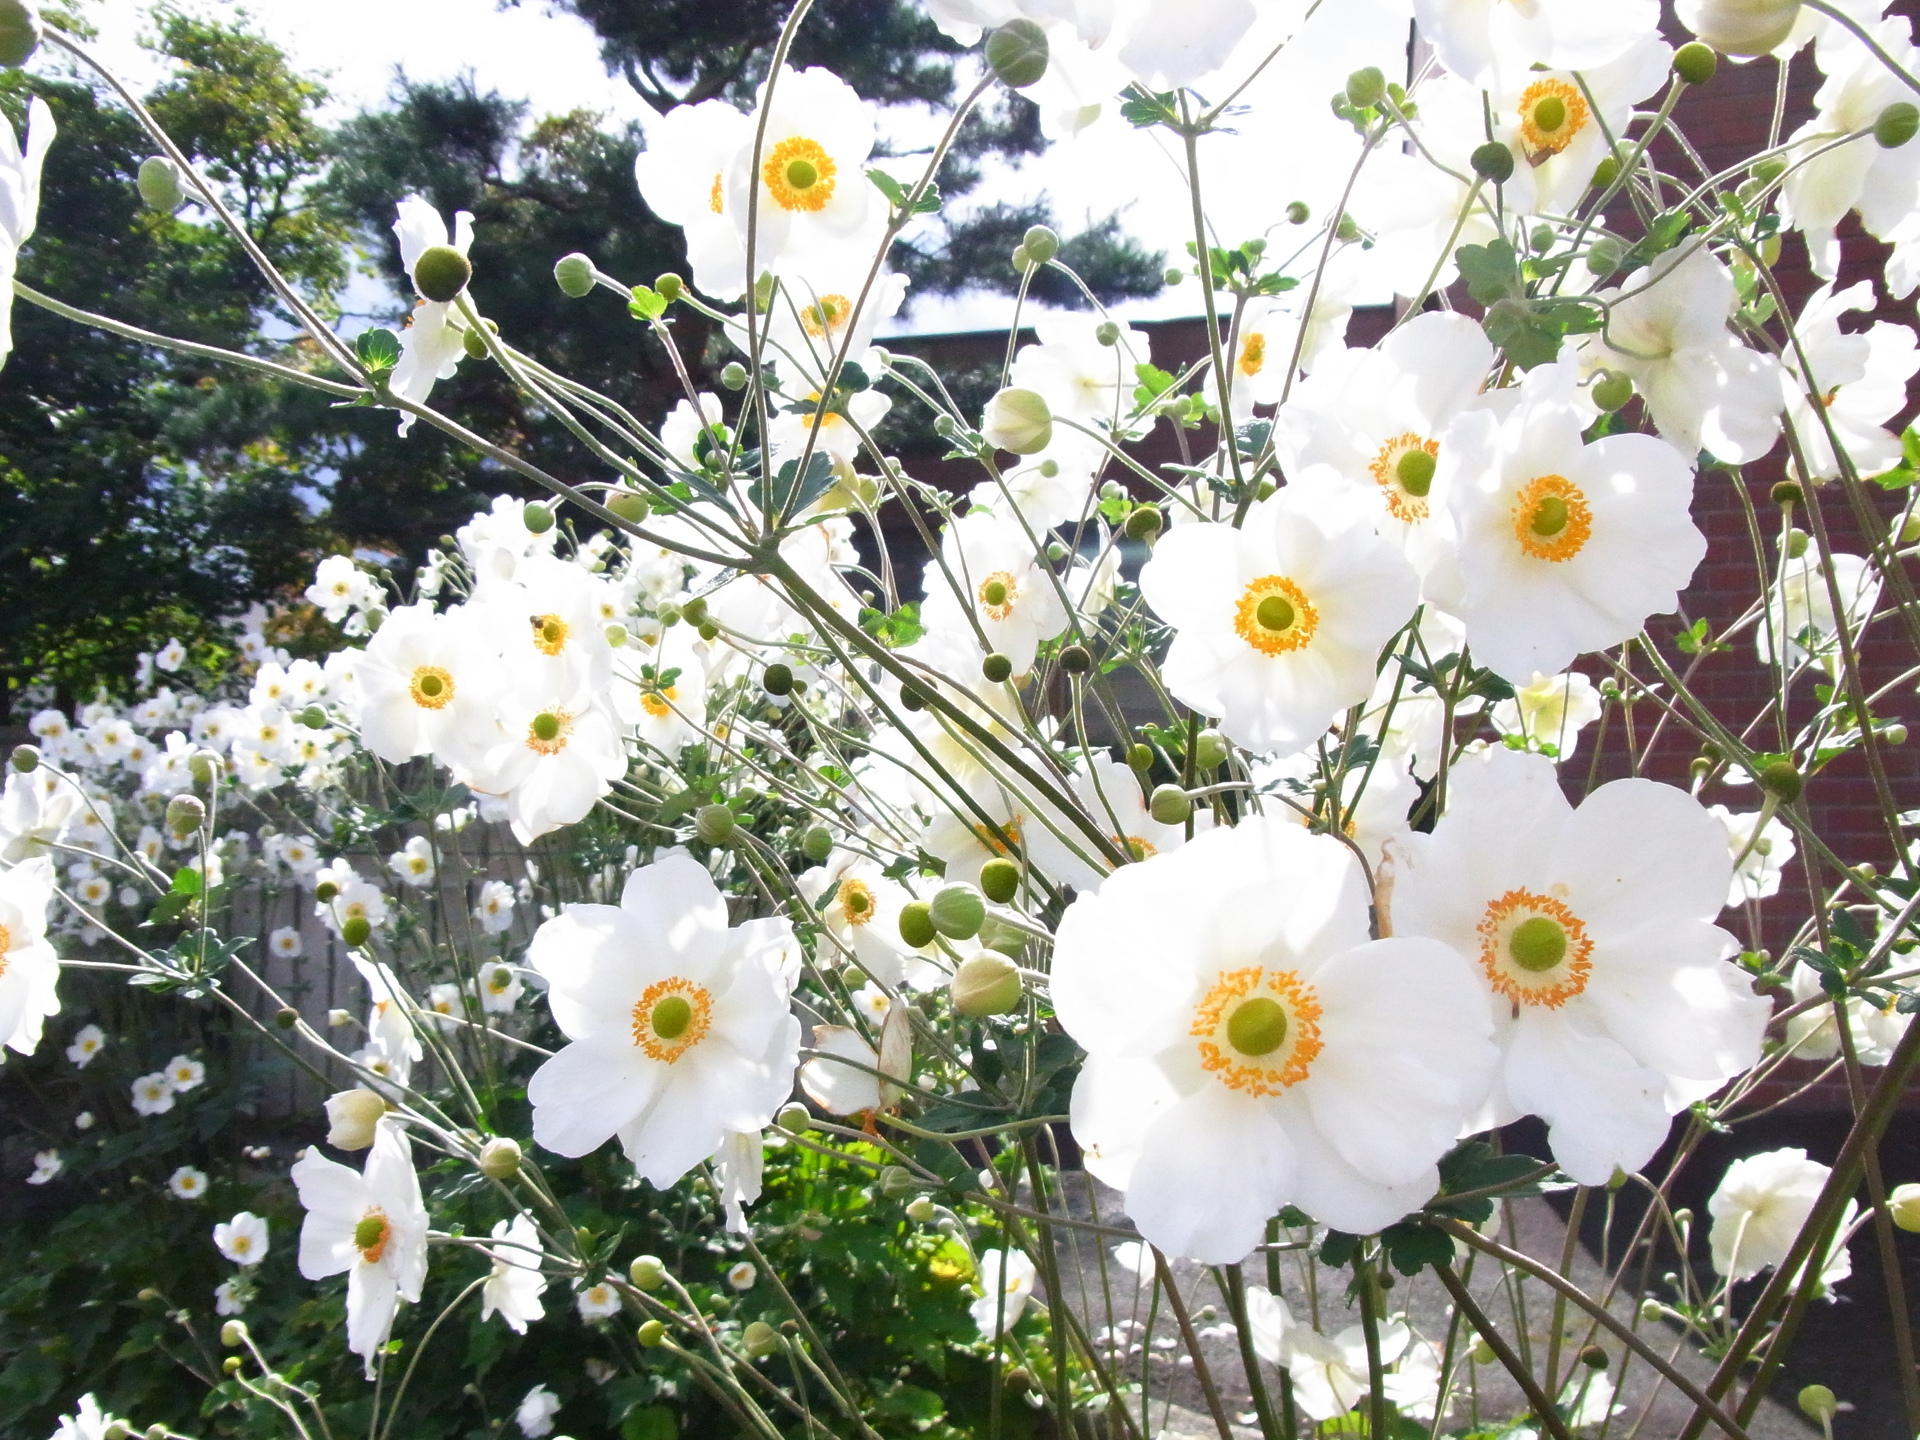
[
  {"x1": 749, "y1": 450, "x2": 836, "y2": 518},
  {"x1": 628, "y1": 285, "x2": 668, "y2": 321},
  {"x1": 1455, "y1": 240, "x2": 1521, "y2": 306},
  {"x1": 354, "y1": 327, "x2": 401, "y2": 374}
]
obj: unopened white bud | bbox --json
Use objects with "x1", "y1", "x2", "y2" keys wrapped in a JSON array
[
  {"x1": 324, "y1": 1088, "x2": 387, "y2": 1150},
  {"x1": 981, "y1": 388, "x2": 1052, "y2": 455}
]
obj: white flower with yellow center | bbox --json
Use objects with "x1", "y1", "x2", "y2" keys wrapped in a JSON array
[
  {"x1": 131, "y1": 1071, "x2": 176, "y2": 1116},
  {"x1": 460, "y1": 680, "x2": 628, "y2": 845},
  {"x1": 1389, "y1": 749, "x2": 1770, "y2": 1185},
  {"x1": 1413, "y1": 0, "x2": 1658, "y2": 88},
  {"x1": 1785, "y1": 960, "x2": 1908, "y2": 1067},
  {"x1": 1708, "y1": 1148, "x2": 1856, "y2": 1290},
  {"x1": 50, "y1": 1395, "x2": 125, "y2": 1440},
  {"x1": 614, "y1": 625, "x2": 709, "y2": 763},
  {"x1": 1138, "y1": 482, "x2": 1419, "y2": 758},
  {"x1": 352, "y1": 604, "x2": 500, "y2": 769},
  {"x1": 65, "y1": 1023, "x2": 105, "y2": 1068},
  {"x1": 970, "y1": 1249, "x2": 1038, "y2": 1337},
  {"x1": 492, "y1": 557, "x2": 618, "y2": 694},
  {"x1": 756, "y1": 259, "x2": 908, "y2": 391},
  {"x1": 633, "y1": 99, "x2": 754, "y2": 299},
  {"x1": 389, "y1": 196, "x2": 474, "y2": 437},
  {"x1": 1489, "y1": 670, "x2": 1603, "y2": 759},
  {"x1": 767, "y1": 384, "x2": 892, "y2": 470},
  {"x1": 478, "y1": 961, "x2": 524, "y2": 1015},
  {"x1": 1425, "y1": 362, "x2": 1706, "y2": 684},
  {"x1": 1052, "y1": 817, "x2": 1497, "y2": 1262},
  {"x1": 1779, "y1": 281, "x2": 1920, "y2": 481},
  {"x1": 800, "y1": 847, "x2": 920, "y2": 987},
  {"x1": 292, "y1": 1117, "x2": 430, "y2": 1371},
  {"x1": 387, "y1": 835, "x2": 437, "y2": 889},
  {"x1": 166, "y1": 1054, "x2": 206, "y2": 1092},
  {"x1": 726, "y1": 66, "x2": 877, "y2": 273},
  {"x1": 0, "y1": 856, "x2": 59, "y2": 1058},
  {"x1": 168, "y1": 1165, "x2": 208, "y2": 1199},
  {"x1": 921, "y1": 510, "x2": 1070, "y2": 675},
  {"x1": 474, "y1": 879, "x2": 516, "y2": 936},
  {"x1": 525, "y1": 855, "x2": 801, "y2": 1188},
  {"x1": 214, "y1": 1211, "x2": 270, "y2": 1267}
]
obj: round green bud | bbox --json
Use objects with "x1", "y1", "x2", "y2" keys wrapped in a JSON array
[
  {"x1": 221, "y1": 1319, "x2": 247, "y2": 1347},
  {"x1": 1162, "y1": 265, "x2": 1184, "y2": 285},
  {"x1": 604, "y1": 622, "x2": 630, "y2": 649},
  {"x1": 523, "y1": 501, "x2": 554, "y2": 534},
  {"x1": 905, "y1": 1195, "x2": 937, "y2": 1222},
  {"x1": 412, "y1": 245, "x2": 472, "y2": 304},
  {"x1": 1797, "y1": 1386, "x2": 1838, "y2": 1425},
  {"x1": 1148, "y1": 784, "x2": 1191, "y2": 827},
  {"x1": 1095, "y1": 320, "x2": 1121, "y2": 346},
  {"x1": 1592, "y1": 154, "x2": 1622, "y2": 190},
  {"x1": 800, "y1": 825, "x2": 833, "y2": 862},
  {"x1": 1285, "y1": 200, "x2": 1310, "y2": 225},
  {"x1": 607, "y1": 490, "x2": 651, "y2": 524},
  {"x1": 952, "y1": 950, "x2": 1022, "y2": 1017},
  {"x1": 681, "y1": 596, "x2": 709, "y2": 626},
  {"x1": 0, "y1": 0, "x2": 41, "y2": 67},
  {"x1": 979, "y1": 857, "x2": 1021, "y2": 904},
  {"x1": 477, "y1": 1136, "x2": 521, "y2": 1180},
  {"x1": 166, "y1": 794, "x2": 206, "y2": 835},
  {"x1": 138, "y1": 156, "x2": 186, "y2": 213},
  {"x1": 694, "y1": 804, "x2": 736, "y2": 845},
  {"x1": 721, "y1": 360, "x2": 749, "y2": 391},
  {"x1": 1758, "y1": 760, "x2": 1804, "y2": 803},
  {"x1": 1592, "y1": 370, "x2": 1634, "y2": 413},
  {"x1": 762, "y1": 662, "x2": 795, "y2": 696},
  {"x1": 222, "y1": 1355, "x2": 243, "y2": 1376},
  {"x1": 1124, "y1": 504, "x2": 1163, "y2": 541},
  {"x1": 982, "y1": 652, "x2": 1014, "y2": 684},
  {"x1": 9, "y1": 743, "x2": 38, "y2": 773},
  {"x1": 553, "y1": 252, "x2": 595, "y2": 298},
  {"x1": 1578, "y1": 1343, "x2": 1609, "y2": 1370},
  {"x1": 877, "y1": 1165, "x2": 918, "y2": 1198},
  {"x1": 314, "y1": 880, "x2": 340, "y2": 904},
  {"x1": 1010, "y1": 244, "x2": 1032, "y2": 272},
  {"x1": 897, "y1": 899, "x2": 937, "y2": 950},
  {"x1": 1333, "y1": 213, "x2": 1361, "y2": 243},
  {"x1": 1127, "y1": 742, "x2": 1154, "y2": 772},
  {"x1": 981, "y1": 386, "x2": 1053, "y2": 455},
  {"x1": 1888, "y1": 1182, "x2": 1920, "y2": 1232},
  {"x1": 1194, "y1": 729, "x2": 1230, "y2": 772},
  {"x1": 930, "y1": 884, "x2": 987, "y2": 940},
  {"x1": 1673, "y1": 41, "x2": 1718, "y2": 85},
  {"x1": 274, "y1": 1006, "x2": 300, "y2": 1030},
  {"x1": 1005, "y1": 1367, "x2": 1035, "y2": 1395},
  {"x1": 1022, "y1": 224, "x2": 1059, "y2": 264},
  {"x1": 1586, "y1": 236, "x2": 1625, "y2": 277},
  {"x1": 1877, "y1": 102, "x2": 1919, "y2": 150},
  {"x1": 775, "y1": 1102, "x2": 813, "y2": 1133},
  {"x1": 637, "y1": 1319, "x2": 668, "y2": 1348},
  {"x1": 629, "y1": 1254, "x2": 668, "y2": 1291},
  {"x1": 899, "y1": 683, "x2": 927, "y2": 712},
  {"x1": 290, "y1": 706, "x2": 325, "y2": 733},
  {"x1": 1770, "y1": 480, "x2": 1803, "y2": 507},
  {"x1": 341, "y1": 916, "x2": 372, "y2": 949},
  {"x1": 985, "y1": 18, "x2": 1049, "y2": 88},
  {"x1": 1060, "y1": 643, "x2": 1092, "y2": 675},
  {"x1": 654, "y1": 272, "x2": 683, "y2": 303},
  {"x1": 146, "y1": 1427, "x2": 166, "y2": 1440},
  {"x1": 1345, "y1": 66, "x2": 1387, "y2": 109},
  {"x1": 743, "y1": 1320, "x2": 781, "y2": 1357},
  {"x1": 1903, "y1": 513, "x2": 1920, "y2": 543},
  {"x1": 1786, "y1": 527, "x2": 1810, "y2": 558},
  {"x1": 1471, "y1": 141, "x2": 1516, "y2": 184},
  {"x1": 1886, "y1": 723, "x2": 1908, "y2": 745}
]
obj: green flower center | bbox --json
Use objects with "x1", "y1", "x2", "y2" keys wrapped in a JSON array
[
  {"x1": 650, "y1": 995, "x2": 694, "y2": 1040},
  {"x1": 1532, "y1": 96, "x2": 1566, "y2": 132},
  {"x1": 417, "y1": 673, "x2": 443, "y2": 698},
  {"x1": 1226, "y1": 997, "x2": 1289, "y2": 1057},
  {"x1": 1396, "y1": 448, "x2": 1436, "y2": 498},
  {"x1": 981, "y1": 579, "x2": 1009, "y2": 607},
  {"x1": 1255, "y1": 595, "x2": 1296, "y2": 633},
  {"x1": 785, "y1": 157, "x2": 818, "y2": 191},
  {"x1": 531, "y1": 712, "x2": 562, "y2": 743},
  {"x1": 1509, "y1": 916, "x2": 1568, "y2": 973},
  {"x1": 1529, "y1": 495, "x2": 1569, "y2": 538}
]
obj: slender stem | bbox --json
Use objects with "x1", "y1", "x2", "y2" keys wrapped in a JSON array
[{"x1": 1431, "y1": 1260, "x2": 1577, "y2": 1440}]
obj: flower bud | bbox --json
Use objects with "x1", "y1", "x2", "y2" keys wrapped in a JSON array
[
  {"x1": 1471, "y1": 141, "x2": 1515, "y2": 184},
  {"x1": 553, "y1": 252, "x2": 595, "y2": 298},
  {"x1": 1194, "y1": 729, "x2": 1230, "y2": 772},
  {"x1": 695, "y1": 804, "x2": 736, "y2": 845},
  {"x1": 1797, "y1": 1385, "x2": 1838, "y2": 1425},
  {"x1": 412, "y1": 245, "x2": 472, "y2": 304},
  {"x1": 0, "y1": 0, "x2": 41, "y2": 66},
  {"x1": 878, "y1": 1165, "x2": 917, "y2": 1198},
  {"x1": 981, "y1": 387, "x2": 1053, "y2": 455},
  {"x1": 982, "y1": 652, "x2": 1014, "y2": 684},
  {"x1": 1638, "y1": 1298, "x2": 1664, "y2": 1322},
  {"x1": 980, "y1": 857, "x2": 1021, "y2": 904},
  {"x1": 986, "y1": 17, "x2": 1049, "y2": 88},
  {"x1": 314, "y1": 880, "x2": 340, "y2": 904},
  {"x1": 930, "y1": 884, "x2": 986, "y2": 940},
  {"x1": 721, "y1": 360, "x2": 749, "y2": 390},
  {"x1": 10, "y1": 743, "x2": 39, "y2": 773},
  {"x1": 629, "y1": 1254, "x2": 668, "y2": 1290},
  {"x1": 1148, "y1": 784, "x2": 1192, "y2": 826},
  {"x1": 743, "y1": 1319, "x2": 781, "y2": 1357},
  {"x1": 1785, "y1": 527, "x2": 1809, "y2": 558},
  {"x1": 325, "y1": 1088, "x2": 387, "y2": 1151},
  {"x1": 1676, "y1": 0, "x2": 1801, "y2": 57},
  {"x1": 138, "y1": 156, "x2": 186, "y2": 213},
  {"x1": 762, "y1": 662, "x2": 794, "y2": 696},
  {"x1": 1889, "y1": 1182, "x2": 1920, "y2": 1232},
  {"x1": 222, "y1": 1319, "x2": 248, "y2": 1346},
  {"x1": 1877, "y1": 101, "x2": 1919, "y2": 149},
  {"x1": 523, "y1": 501, "x2": 555, "y2": 534},
  {"x1": 906, "y1": 1195, "x2": 937, "y2": 1222},
  {"x1": 102, "y1": 1426, "x2": 130, "y2": 1440},
  {"x1": 1060, "y1": 644, "x2": 1091, "y2": 675},
  {"x1": 1591, "y1": 370, "x2": 1633, "y2": 413},
  {"x1": 898, "y1": 900, "x2": 937, "y2": 949},
  {"x1": 637, "y1": 1319, "x2": 668, "y2": 1347},
  {"x1": 478, "y1": 1136, "x2": 522, "y2": 1180},
  {"x1": 952, "y1": 950, "x2": 1023, "y2": 1017},
  {"x1": 1345, "y1": 66, "x2": 1386, "y2": 108},
  {"x1": 1758, "y1": 759, "x2": 1803, "y2": 803},
  {"x1": 654, "y1": 272, "x2": 684, "y2": 303},
  {"x1": 1673, "y1": 41, "x2": 1718, "y2": 85},
  {"x1": 341, "y1": 916, "x2": 372, "y2": 948},
  {"x1": 1127, "y1": 742, "x2": 1154, "y2": 772},
  {"x1": 274, "y1": 1006, "x2": 300, "y2": 1030},
  {"x1": 1022, "y1": 224, "x2": 1059, "y2": 264},
  {"x1": 681, "y1": 596, "x2": 709, "y2": 626},
  {"x1": 1010, "y1": 243, "x2": 1032, "y2": 272},
  {"x1": 222, "y1": 1355, "x2": 243, "y2": 1375},
  {"x1": 1579, "y1": 1344, "x2": 1609, "y2": 1369},
  {"x1": 776, "y1": 1101, "x2": 813, "y2": 1133},
  {"x1": 1124, "y1": 504, "x2": 1163, "y2": 541},
  {"x1": 1586, "y1": 236, "x2": 1625, "y2": 277},
  {"x1": 165, "y1": 794, "x2": 206, "y2": 835},
  {"x1": 607, "y1": 490, "x2": 650, "y2": 524},
  {"x1": 800, "y1": 825, "x2": 833, "y2": 862}
]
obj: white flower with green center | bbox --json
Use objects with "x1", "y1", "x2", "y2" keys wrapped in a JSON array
[
  {"x1": 0, "y1": 856, "x2": 59, "y2": 1059},
  {"x1": 1389, "y1": 749, "x2": 1770, "y2": 1185},
  {"x1": 459, "y1": 679, "x2": 627, "y2": 845},
  {"x1": 480, "y1": 1213, "x2": 547, "y2": 1335},
  {"x1": 1052, "y1": 817, "x2": 1496, "y2": 1263},
  {"x1": 1425, "y1": 361, "x2": 1706, "y2": 684},
  {"x1": 389, "y1": 196, "x2": 474, "y2": 437},
  {"x1": 1138, "y1": 481, "x2": 1419, "y2": 758},
  {"x1": 292, "y1": 1117, "x2": 429, "y2": 1371},
  {"x1": 921, "y1": 511, "x2": 1069, "y2": 676},
  {"x1": 1708, "y1": 804, "x2": 1797, "y2": 907},
  {"x1": 724, "y1": 66, "x2": 879, "y2": 275},
  {"x1": 525, "y1": 855, "x2": 801, "y2": 1188},
  {"x1": 352, "y1": 604, "x2": 501, "y2": 768},
  {"x1": 1708, "y1": 1147, "x2": 1855, "y2": 1289}
]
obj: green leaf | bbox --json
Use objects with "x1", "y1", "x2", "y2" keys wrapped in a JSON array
[
  {"x1": 1382, "y1": 1220, "x2": 1455, "y2": 1276},
  {"x1": 1455, "y1": 240, "x2": 1521, "y2": 306},
  {"x1": 354, "y1": 326, "x2": 400, "y2": 374},
  {"x1": 627, "y1": 285, "x2": 668, "y2": 321},
  {"x1": 865, "y1": 167, "x2": 939, "y2": 214},
  {"x1": 1120, "y1": 88, "x2": 1179, "y2": 127},
  {"x1": 621, "y1": 1406, "x2": 677, "y2": 1440},
  {"x1": 1132, "y1": 362, "x2": 1176, "y2": 409},
  {"x1": 749, "y1": 451, "x2": 835, "y2": 517},
  {"x1": 1675, "y1": 617, "x2": 1710, "y2": 654}
]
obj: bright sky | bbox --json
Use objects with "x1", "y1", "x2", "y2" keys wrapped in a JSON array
[{"x1": 61, "y1": 0, "x2": 1400, "y2": 334}]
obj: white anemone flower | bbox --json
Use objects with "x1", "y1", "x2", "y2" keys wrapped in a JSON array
[
  {"x1": 131, "y1": 1071, "x2": 176, "y2": 1116},
  {"x1": 387, "y1": 836, "x2": 437, "y2": 888},
  {"x1": 1138, "y1": 480, "x2": 1419, "y2": 757},
  {"x1": 0, "y1": 97, "x2": 53, "y2": 373},
  {"x1": 51, "y1": 1394, "x2": 126, "y2": 1440},
  {"x1": 525, "y1": 855, "x2": 802, "y2": 1188},
  {"x1": 1424, "y1": 362, "x2": 1705, "y2": 683},
  {"x1": 0, "y1": 769, "x2": 77, "y2": 866},
  {"x1": 1413, "y1": 0, "x2": 1659, "y2": 87},
  {"x1": 166, "y1": 1054, "x2": 206, "y2": 1092},
  {"x1": 970, "y1": 1248, "x2": 1038, "y2": 1336},
  {"x1": 389, "y1": 196, "x2": 475, "y2": 437},
  {"x1": 799, "y1": 848, "x2": 919, "y2": 987},
  {"x1": 799, "y1": 1023, "x2": 885, "y2": 1117},
  {"x1": 214, "y1": 1211, "x2": 270, "y2": 1267},
  {"x1": 1053, "y1": 818, "x2": 1497, "y2": 1262},
  {"x1": 65, "y1": 1023, "x2": 105, "y2": 1067},
  {"x1": 1581, "y1": 246, "x2": 1784, "y2": 464},
  {"x1": 0, "y1": 856, "x2": 60, "y2": 1057},
  {"x1": 292, "y1": 1117, "x2": 430, "y2": 1371},
  {"x1": 633, "y1": 99, "x2": 754, "y2": 299},
  {"x1": 726, "y1": 66, "x2": 877, "y2": 273},
  {"x1": 461, "y1": 681, "x2": 627, "y2": 845},
  {"x1": 1755, "y1": 548, "x2": 1880, "y2": 675},
  {"x1": 168, "y1": 1165, "x2": 208, "y2": 1199},
  {"x1": 1708, "y1": 1148, "x2": 1855, "y2": 1290},
  {"x1": 575, "y1": 1279, "x2": 622, "y2": 1320},
  {"x1": 921, "y1": 510, "x2": 1070, "y2": 675},
  {"x1": 28, "y1": 1149, "x2": 61, "y2": 1184},
  {"x1": 1779, "y1": 281, "x2": 1920, "y2": 482},
  {"x1": 1785, "y1": 960, "x2": 1909, "y2": 1066},
  {"x1": 474, "y1": 879, "x2": 516, "y2": 935},
  {"x1": 352, "y1": 604, "x2": 501, "y2": 768},
  {"x1": 1010, "y1": 314, "x2": 1149, "y2": 428},
  {"x1": 1389, "y1": 749, "x2": 1771, "y2": 1185},
  {"x1": 481, "y1": 1213, "x2": 548, "y2": 1334},
  {"x1": 613, "y1": 627, "x2": 709, "y2": 763},
  {"x1": 1707, "y1": 804, "x2": 1797, "y2": 906},
  {"x1": 713, "y1": 1128, "x2": 765, "y2": 1232},
  {"x1": 515, "y1": 1383, "x2": 563, "y2": 1439},
  {"x1": 1489, "y1": 670, "x2": 1604, "y2": 759},
  {"x1": 478, "y1": 961, "x2": 524, "y2": 1014},
  {"x1": 1244, "y1": 1280, "x2": 1414, "y2": 1421}
]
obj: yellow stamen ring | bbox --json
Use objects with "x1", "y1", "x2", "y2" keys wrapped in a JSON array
[
  {"x1": 1233, "y1": 575, "x2": 1319, "y2": 656},
  {"x1": 631, "y1": 977, "x2": 714, "y2": 1063},
  {"x1": 1518, "y1": 79, "x2": 1589, "y2": 157},
  {"x1": 1192, "y1": 966, "x2": 1324, "y2": 1096},
  {"x1": 1511, "y1": 474, "x2": 1593, "y2": 562},
  {"x1": 762, "y1": 137, "x2": 837, "y2": 213},
  {"x1": 409, "y1": 665, "x2": 455, "y2": 710},
  {"x1": 1368, "y1": 432, "x2": 1440, "y2": 523},
  {"x1": 1477, "y1": 888, "x2": 1594, "y2": 1008}
]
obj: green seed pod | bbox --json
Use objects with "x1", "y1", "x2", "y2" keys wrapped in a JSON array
[
  {"x1": 460, "y1": 317, "x2": 498, "y2": 361},
  {"x1": 762, "y1": 662, "x2": 795, "y2": 696},
  {"x1": 1345, "y1": 66, "x2": 1387, "y2": 108},
  {"x1": 1797, "y1": 1386, "x2": 1838, "y2": 1426},
  {"x1": 1285, "y1": 200, "x2": 1310, "y2": 225},
  {"x1": 985, "y1": 17, "x2": 1049, "y2": 88},
  {"x1": 721, "y1": 360, "x2": 749, "y2": 391},
  {"x1": 1758, "y1": 760, "x2": 1803, "y2": 803},
  {"x1": 477, "y1": 1136, "x2": 521, "y2": 1180},
  {"x1": 1770, "y1": 480, "x2": 1803, "y2": 507},
  {"x1": 166, "y1": 794, "x2": 206, "y2": 835},
  {"x1": 1022, "y1": 224, "x2": 1059, "y2": 264},
  {"x1": 1591, "y1": 370, "x2": 1634, "y2": 413},
  {"x1": 10, "y1": 743, "x2": 39, "y2": 773},
  {"x1": 1127, "y1": 742, "x2": 1154, "y2": 772},
  {"x1": 1148, "y1": 784, "x2": 1191, "y2": 826},
  {"x1": 897, "y1": 899, "x2": 937, "y2": 949},
  {"x1": 952, "y1": 950, "x2": 1022, "y2": 1017},
  {"x1": 654, "y1": 272, "x2": 684, "y2": 303},
  {"x1": 1124, "y1": 504, "x2": 1163, "y2": 541},
  {"x1": 1193, "y1": 729, "x2": 1230, "y2": 772},
  {"x1": 800, "y1": 825, "x2": 833, "y2": 862},
  {"x1": 607, "y1": 490, "x2": 651, "y2": 524},
  {"x1": 637, "y1": 1319, "x2": 668, "y2": 1348},
  {"x1": 982, "y1": 652, "x2": 1014, "y2": 684},
  {"x1": 553, "y1": 252, "x2": 595, "y2": 298},
  {"x1": 341, "y1": 916, "x2": 372, "y2": 949},
  {"x1": 1673, "y1": 41, "x2": 1718, "y2": 85},
  {"x1": 1060, "y1": 644, "x2": 1092, "y2": 675},
  {"x1": 523, "y1": 501, "x2": 554, "y2": 534},
  {"x1": 1095, "y1": 320, "x2": 1121, "y2": 346},
  {"x1": 694, "y1": 804, "x2": 736, "y2": 845},
  {"x1": 681, "y1": 596, "x2": 709, "y2": 626},
  {"x1": 929, "y1": 884, "x2": 986, "y2": 940},
  {"x1": 138, "y1": 156, "x2": 186, "y2": 213},
  {"x1": 743, "y1": 1319, "x2": 781, "y2": 1357},
  {"x1": 314, "y1": 880, "x2": 340, "y2": 904},
  {"x1": 1471, "y1": 141, "x2": 1516, "y2": 184},
  {"x1": 979, "y1": 857, "x2": 1021, "y2": 904},
  {"x1": 1786, "y1": 526, "x2": 1810, "y2": 558},
  {"x1": 776, "y1": 1102, "x2": 814, "y2": 1133},
  {"x1": 629, "y1": 1254, "x2": 668, "y2": 1290},
  {"x1": 412, "y1": 245, "x2": 472, "y2": 304},
  {"x1": 1877, "y1": 102, "x2": 1919, "y2": 150},
  {"x1": 274, "y1": 1006, "x2": 299, "y2": 1030},
  {"x1": 0, "y1": 0, "x2": 41, "y2": 67}
]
